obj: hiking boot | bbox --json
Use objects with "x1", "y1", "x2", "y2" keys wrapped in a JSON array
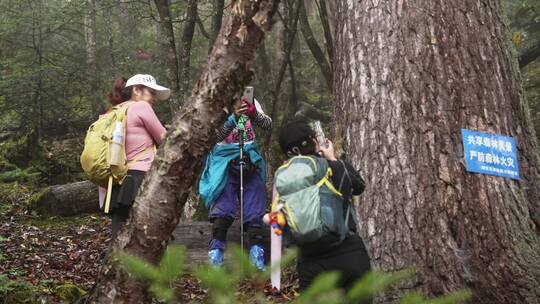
[
  {"x1": 208, "y1": 248, "x2": 224, "y2": 266},
  {"x1": 249, "y1": 245, "x2": 265, "y2": 271}
]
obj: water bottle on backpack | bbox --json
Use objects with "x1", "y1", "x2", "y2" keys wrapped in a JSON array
[{"x1": 109, "y1": 121, "x2": 124, "y2": 166}]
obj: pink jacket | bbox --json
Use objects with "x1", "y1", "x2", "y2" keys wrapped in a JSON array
[
  {"x1": 98, "y1": 101, "x2": 165, "y2": 208},
  {"x1": 124, "y1": 100, "x2": 166, "y2": 171}
]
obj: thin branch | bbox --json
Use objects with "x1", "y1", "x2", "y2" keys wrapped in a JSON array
[
  {"x1": 316, "y1": 0, "x2": 334, "y2": 69},
  {"x1": 196, "y1": 14, "x2": 210, "y2": 39},
  {"x1": 264, "y1": 0, "x2": 302, "y2": 147},
  {"x1": 298, "y1": 0, "x2": 332, "y2": 89}
]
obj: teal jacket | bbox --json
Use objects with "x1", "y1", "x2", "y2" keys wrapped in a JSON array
[{"x1": 199, "y1": 142, "x2": 266, "y2": 209}]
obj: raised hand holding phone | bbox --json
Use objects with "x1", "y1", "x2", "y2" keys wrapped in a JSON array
[
  {"x1": 243, "y1": 86, "x2": 254, "y2": 104},
  {"x1": 311, "y1": 120, "x2": 328, "y2": 148}
]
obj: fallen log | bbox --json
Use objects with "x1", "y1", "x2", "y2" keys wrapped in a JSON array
[{"x1": 32, "y1": 181, "x2": 99, "y2": 216}]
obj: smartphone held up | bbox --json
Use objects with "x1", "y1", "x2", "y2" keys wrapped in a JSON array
[
  {"x1": 311, "y1": 120, "x2": 328, "y2": 149},
  {"x1": 243, "y1": 86, "x2": 254, "y2": 104}
]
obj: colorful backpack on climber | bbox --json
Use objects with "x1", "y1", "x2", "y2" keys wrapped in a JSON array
[
  {"x1": 272, "y1": 155, "x2": 351, "y2": 246},
  {"x1": 80, "y1": 102, "x2": 140, "y2": 213}
]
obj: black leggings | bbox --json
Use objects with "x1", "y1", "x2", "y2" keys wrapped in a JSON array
[
  {"x1": 111, "y1": 204, "x2": 131, "y2": 239},
  {"x1": 297, "y1": 240, "x2": 372, "y2": 302},
  {"x1": 108, "y1": 170, "x2": 145, "y2": 239}
]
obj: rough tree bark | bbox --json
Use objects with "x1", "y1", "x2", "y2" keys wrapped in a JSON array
[
  {"x1": 154, "y1": 0, "x2": 181, "y2": 113},
  {"x1": 85, "y1": 0, "x2": 280, "y2": 302},
  {"x1": 334, "y1": 1, "x2": 540, "y2": 303}
]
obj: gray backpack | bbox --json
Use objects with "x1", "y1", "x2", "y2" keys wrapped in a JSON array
[{"x1": 272, "y1": 155, "x2": 351, "y2": 246}]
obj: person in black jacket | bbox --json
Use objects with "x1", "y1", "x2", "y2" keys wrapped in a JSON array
[{"x1": 278, "y1": 121, "x2": 372, "y2": 294}]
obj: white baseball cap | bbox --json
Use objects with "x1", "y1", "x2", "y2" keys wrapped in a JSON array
[{"x1": 125, "y1": 74, "x2": 171, "y2": 101}]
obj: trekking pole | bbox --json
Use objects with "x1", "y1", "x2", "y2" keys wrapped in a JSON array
[{"x1": 237, "y1": 114, "x2": 248, "y2": 252}]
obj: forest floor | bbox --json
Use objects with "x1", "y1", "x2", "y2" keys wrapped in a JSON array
[{"x1": 0, "y1": 184, "x2": 298, "y2": 303}]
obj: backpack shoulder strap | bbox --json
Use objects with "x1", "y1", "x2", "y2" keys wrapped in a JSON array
[
  {"x1": 337, "y1": 160, "x2": 353, "y2": 200},
  {"x1": 338, "y1": 159, "x2": 358, "y2": 230},
  {"x1": 126, "y1": 144, "x2": 156, "y2": 168},
  {"x1": 316, "y1": 167, "x2": 343, "y2": 197}
]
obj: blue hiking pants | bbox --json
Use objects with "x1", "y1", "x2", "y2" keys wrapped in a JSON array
[{"x1": 209, "y1": 170, "x2": 266, "y2": 250}]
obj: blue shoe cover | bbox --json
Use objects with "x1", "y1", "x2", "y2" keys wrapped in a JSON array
[
  {"x1": 208, "y1": 249, "x2": 224, "y2": 266},
  {"x1": 249, "y1": 245, "x2": 265, "y2": 271}
]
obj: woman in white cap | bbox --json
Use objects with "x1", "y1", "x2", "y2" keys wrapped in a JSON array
[{"x1": 102, "y1": 74, "x2": 170, "y2": 238}]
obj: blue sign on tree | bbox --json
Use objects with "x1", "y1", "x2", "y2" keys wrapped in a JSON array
[{"x1": 461, "y1": 129, "x2": 519, "y2": 180}]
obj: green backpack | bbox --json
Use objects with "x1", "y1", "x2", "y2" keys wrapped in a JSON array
[{"x1": 272, "y1": 155, "x2": 350, "y2": 246}]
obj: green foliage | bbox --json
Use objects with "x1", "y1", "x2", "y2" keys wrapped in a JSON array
[
  {"x1": 346, "y1": 268, "x2": 416, "y2": 303},
  {"x1": 118, "y1": 245, "x2": 471, "y2": 304},
  {"x1": 54, "y1": 283, "x2": 87, "y2": 301},
  {"x1": 0, "y1": 274, "x2": 16, "y2": 294},
  {"x1": 0, "y1": 132, "x2": 84, "y2": 185},
  {"x1": 117, "y1": 253, "x2": 160, "y2": 282},
  {"x1": 159, "y1": 245, "x2": 186, "y2": 284},
  {"x1": 0, "y1": 275, "x2": 38, "y2": 303},
  {"x1": 0, "y1": 168, "x2": 40, "y2": 183},
  {"x1": 400, "y1": 290, "x2": 473, "y2": 304},
  {"x1": 35, "y1": 137, "x2": 85, "y2": 184},
  {"x1": 0, "y1": 155, "x2": 17, "y2": 172},
  {"x1": 294, "y1": 272, "x2": 343, "y2": 304},
  {"x1": 196, "y1": 266, "x2": 236, "y2": 304},
  {"x1": 116, "y1": 245, "x2": 186, "y2": 303},
  {"x1": 0, "y1": 275, "x2": 86, "y2": 303},
  {"x1": 0, "y1": 182, "x2": 38, "y2": 214},
  {"x1": 0, "y1": 131, "x2": 41, "y2": 168}
]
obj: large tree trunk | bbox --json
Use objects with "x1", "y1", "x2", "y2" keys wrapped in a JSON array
[
  {"x1": 154, "y1": 0, "x2": 181, "y2": 113},
  {"x1": 334, "y1": 1, "x2": 540, "y2": 303},
  {"x1": 86, "y1": 0, "x2": 280, "y2": 302}
]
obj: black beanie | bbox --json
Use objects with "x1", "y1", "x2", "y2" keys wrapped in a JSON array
[{"x1": 278, "y1": 121, "x2": 316, "y2": 155}]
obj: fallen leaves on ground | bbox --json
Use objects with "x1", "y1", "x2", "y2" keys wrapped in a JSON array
[
  {"x1": 0, "y1": 205, "x2": 300, "y2": 303},
  {"x1": 0, "y1": 211, "x2": 111, "y2": 291}
]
